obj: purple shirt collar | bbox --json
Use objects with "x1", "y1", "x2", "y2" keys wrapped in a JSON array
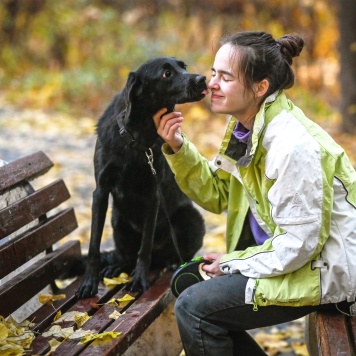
[{"x1": 232, "y1": 121, "x2": 250, "y2": 144}]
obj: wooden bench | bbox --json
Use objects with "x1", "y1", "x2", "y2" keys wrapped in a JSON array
[
  {"x1": 306, "y1": 308, "x2": 356, "y2": 355},
  {"x1": 0, "y1": 151, "x2": 181, "y2": 355}
]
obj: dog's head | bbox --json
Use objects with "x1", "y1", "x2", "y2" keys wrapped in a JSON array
[{"x1": 124, "y1": 57, "x2": 208, "y2": 113}]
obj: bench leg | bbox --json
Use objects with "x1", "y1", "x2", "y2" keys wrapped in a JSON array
[
  {"x1": 305, "y1": 313, "x2": 319, "y2": 356},
  {"x1": 123, "y1": 302, "x2": 182, "y2": 356}
]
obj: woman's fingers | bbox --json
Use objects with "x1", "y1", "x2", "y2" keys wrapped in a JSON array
[
  {"x1": 152, "y1": 108, "x2": 168, "y2": 129},
  {"x1": 153, "y1": 109, "x2": 184, "y2": 152}
]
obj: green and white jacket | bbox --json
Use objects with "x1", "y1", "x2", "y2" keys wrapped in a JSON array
[{"x1": 163, "y1": 91, "x2": 356, "y2": 307}]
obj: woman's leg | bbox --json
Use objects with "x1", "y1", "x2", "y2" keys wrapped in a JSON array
[{"x1": 175, "y1": 274, "x2": 328, "y2": 356}]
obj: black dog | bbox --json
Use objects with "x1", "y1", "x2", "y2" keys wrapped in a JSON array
[{"x1": 77, "y1": 57, "x2": 207, "y2": 298}]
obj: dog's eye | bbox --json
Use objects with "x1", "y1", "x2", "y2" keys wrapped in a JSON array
[{"x1": 162, "y1": 70, "x2": 172, "y2": 78}]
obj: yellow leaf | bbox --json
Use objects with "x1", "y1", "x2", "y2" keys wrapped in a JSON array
[
  {"x1": 53, "y1": 311, "x2": 91, "y2": 328},
  {"x1": 107, "y1": 294, "x2": 135, "y2": 307},
  {"x1": 74, "y1": 312, "x2": 91, "y2": 328},
  {"x1": 38, "y1": 293, "x2": 66, "y2": 305},
  {"x1": 68, "y1": 329, "x2": 93, "y2": 340},
  {"x1": 103, "y1": 273, "x2": 132, "y2": 288},
  {"x1": 53, "y1": 310, "x2": 62, "y2": 322},
  {"x1": 0, "y1": 342, "x2": 25, "y2": 356},
  {"x1": 0, "y1": 324, "x2": 8, "y2": 341},
  {"x1": 109, "y1": 311, "x2": 125, "y2": 320},
  {"x1": 291, "y1": 341, "x2": 309, "y2": 356},
  {"x1": 79, "y1": 331, "x2": 122, "y2": 345},
  {"x1": 6, "y1": 332, "x2": 35, "y2": 349},
  {"x1": 48, "y1": 338, "x2": 62, "y2": 353},
  {"x1": 42, "y1": 325, "x2": 74, "y2": 339}
]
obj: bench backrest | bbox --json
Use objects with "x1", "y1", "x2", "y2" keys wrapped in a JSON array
[{"x1": 0, "y1": 151, "x2": 80, "y2": 318}]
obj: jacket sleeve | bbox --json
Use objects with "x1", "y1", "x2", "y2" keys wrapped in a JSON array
[
  {"x1": 162, "y1": 134, "x2": 231, "y2": 214},
  {"x1": 220, "y1": 113, "x2": 326, "y2": 278}
]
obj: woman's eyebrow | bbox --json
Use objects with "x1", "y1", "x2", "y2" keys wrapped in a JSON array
[{"x1": 211, "y1": 67, "x2": 235, "y2": 77}]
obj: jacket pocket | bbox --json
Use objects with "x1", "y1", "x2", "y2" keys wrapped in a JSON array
[{"x1": 254, "y1": 261, "x2": 321, "y2": 307}]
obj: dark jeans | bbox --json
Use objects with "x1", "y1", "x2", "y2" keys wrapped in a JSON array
[{"x1": 175, "y1": 274, "x2": 339, "y2": 356}]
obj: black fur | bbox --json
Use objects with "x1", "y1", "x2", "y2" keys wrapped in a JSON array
[{"x1": 77, "y1": 57, "x2": 206, "y2": 298}]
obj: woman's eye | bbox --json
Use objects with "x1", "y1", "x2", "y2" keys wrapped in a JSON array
[{"x1": 163, "y1": 70, "x2": 171, "y2": 78}]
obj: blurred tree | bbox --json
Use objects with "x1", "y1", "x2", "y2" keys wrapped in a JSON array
[{"x1": 337, "y1": 0, "x2": 356, "y2": 133}]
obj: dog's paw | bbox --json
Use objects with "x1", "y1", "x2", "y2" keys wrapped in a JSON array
[
  {"x1": 76, "y1": 274, "x2": 100, "y2": 299},
  {"x1": 101, "y1": 264, "x2": 124, "y2": 278},
  {"x1": 125, "y1": 276, "x2": 150, "y2": 293}
]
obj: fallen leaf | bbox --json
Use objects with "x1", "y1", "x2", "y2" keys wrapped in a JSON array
[
  {"x1": 109, "y1": 311, "x2": 125, "y2": 320},
  {"x1": 47, "y1": 338, "x2": 62, "y2": 353},
  {"x1": 0, "y1": 315, "x2": 36, "y2": 355},
  {"x1": 54, "y1": 311, "x2": 91, "y2": 328},
  {"x1": 0, "y1": 324, "x2": 8, "y2": 341},
  {"x1": 74, "y1": 312, "x2": 91, "y2": 328},
  {"x1": 42, "y1": 325, "x2": 74, "y2": 339},
  {"x1": 291, "y1": 341, "x2": 309, "y2": 356},
  {"x1": 0, "y1": 341, "x2": 25, "y2": 355},
  {"x1": 38, "y1": 293, "x2": 66, "y2": 305},
  {"x1": 68, "y1": 329, "x2": 93, "y2": 340},
  {"x1": 6, "y1": 332, "x2": 35, "y2": 349},
  {"x1": 107, "y1": 294, "x2": 135, "y2": 307},
  {"x1": 79, "y1": 331, "x2": 122, "y2": 345},
  {"x1": 103, "y1": 273, "x2": 132, "y2": 289},
  {"x1": 53, "y1": 310, "x2": 62, "y2": 322}
]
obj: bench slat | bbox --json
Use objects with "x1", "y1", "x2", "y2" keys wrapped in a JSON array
[
  {"x1": 0, "y1": 179, "x2": 70, "y2": 239},
  {"x1": 316, "y1": 311, "x2": 351, "y2": 355},
  {"x1": 0, "y1": 208, "x2": 78, "y2": 279},
  {"x1": 0, "y1": 240, "x2": 81, "y2": 317},
  {"x1": 29, "y1": 282, "x2": 139, "y2": 355},
  {"x1": 0, "y1": 151, "x2": 53, "y2": 193},
  {"x1": 348, "y1": 316, "x2": 356, "y2": 353},
  {"x1": 79, "y1": 271, "x2": 173, "y2": 356}
]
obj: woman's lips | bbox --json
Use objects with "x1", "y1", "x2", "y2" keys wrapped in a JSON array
[{"x1": 211, "y1": 93, "x2": 224, "y2": 100}]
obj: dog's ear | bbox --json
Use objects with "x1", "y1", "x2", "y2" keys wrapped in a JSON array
[
  {"x1": 121, "y1": 72, "x2": 139, "y2": 120},
  {"x1": 124, "y1": 72, "x2": 143, "y2": 104}
]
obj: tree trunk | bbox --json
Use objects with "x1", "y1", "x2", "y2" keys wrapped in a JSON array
[{"x1": 338, "y1": 0, "x2": 356, "y2": 133}]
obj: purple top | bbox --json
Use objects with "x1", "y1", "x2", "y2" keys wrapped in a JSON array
[{"x1": 233, "y1": 122, "x2": 269, "y2": 246}]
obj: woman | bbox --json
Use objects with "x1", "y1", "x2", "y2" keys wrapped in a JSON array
[{"x1": 153, "y1": 31, "x2": 356, "y2": 355}]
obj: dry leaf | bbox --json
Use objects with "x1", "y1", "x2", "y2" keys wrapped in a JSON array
[
  {"x1": 68, "y1": 329, "x2": 93, "y2": 340},
  {"x1": 0, "y1": 324, "x2": 8, "y2": 341},
  {"x1": 0, "y1": 341, "x2": 25, "y2": 356},
  {"x1": 38, "y1": 293, "x2": 66, "y2": 305},
  {"x1": 54, "y1": 311, "x2": 90, "y2": 326},
  {"x1": 107, "y1": 294, "x2": 135, "y2": 307},
  {"x1": 74, "y1": 312, "x2": 91, "y2": 328},
  {"x1": 103, "y1": 273, "x2": 132, "y2": 289},
  {"x1": 47, "y1": 338, "x2": 62, "y2": 353},
  {"x1": 79, "y1": 331, "x2": 122, "y2": 345},
  {"x1": 0, "y1": 315, "x2": 36, "y2": 355},
  {"x1": 42, "y1": 325, "x2": 74, "y2": 339},
  {"x1": 291, "y1": 341, "x2": 309, "y2": 356},
  {"x1": 6, "y1": 332, "x2": 35, "y2": 349},
  {"x1": 53, "y1": 310, "x2": 62, "y2": 322},
  {"x1": 109, "y1": 311, "x2": 125, "y2": 320}
]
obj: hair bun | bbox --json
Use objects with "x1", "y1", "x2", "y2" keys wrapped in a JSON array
[{"x1": 277, "y1": 34, "x2": 304, "y2": 65}]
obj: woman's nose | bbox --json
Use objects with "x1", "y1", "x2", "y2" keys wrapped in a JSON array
[{"x1": 208, "y1": 78, "x2": 218, "y2": 89}]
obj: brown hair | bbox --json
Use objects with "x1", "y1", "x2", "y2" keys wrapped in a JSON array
[{"x1": 220, "y1": 31, "x2": 304, "y2": 99}]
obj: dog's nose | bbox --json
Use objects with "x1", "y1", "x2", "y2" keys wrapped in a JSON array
[{"x1": 195, "y1": 75, "x2": 206, "y2": 84}]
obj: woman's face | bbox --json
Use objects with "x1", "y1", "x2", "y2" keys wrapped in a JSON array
[{"x1": 208, "y1": 43, "x2": 258, "y2": 128}]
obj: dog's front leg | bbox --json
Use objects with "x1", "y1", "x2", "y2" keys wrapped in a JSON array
[
  {"x1": 77, "y1": 185, "x2": 109, "y2": 298},
  {"x1": 129, "y1": 192, "x2": 160, "y2": 292}
]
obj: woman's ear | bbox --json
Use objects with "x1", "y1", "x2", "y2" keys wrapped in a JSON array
[{"x1": 254, "y1": 79, "x2": 269, "y2": 99}]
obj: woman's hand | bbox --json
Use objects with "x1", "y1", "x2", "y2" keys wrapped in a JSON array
[
  {"x1": 202, "y1": 252, "x2": 225, "y2": 278},
  {"x1": 153, "y1": 108, "x2": 184, "y2": 153}
]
